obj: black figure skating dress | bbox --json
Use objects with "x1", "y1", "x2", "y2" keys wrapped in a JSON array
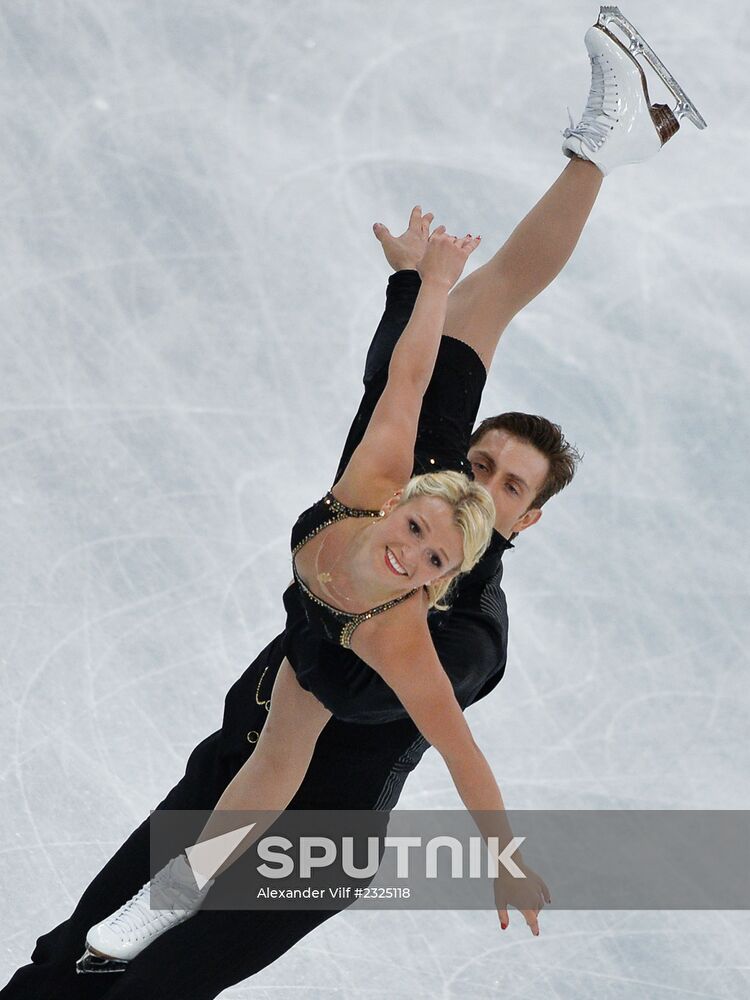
[{"x1": 281, "y1": 490, "x2": 421, "y2": 717}]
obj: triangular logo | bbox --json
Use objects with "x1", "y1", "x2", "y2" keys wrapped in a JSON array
[{"x1": 185, "y1": 823, "x2": 257, "y2": 889}]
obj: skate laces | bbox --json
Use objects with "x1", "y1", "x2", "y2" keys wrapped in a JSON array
[
  {"x1": 563, "y1": 55, "x2": 619, "y2": 151},
  {"x1": 108, "y1": 856, "x2": 206, "y2": 939},
  {"x1": 108, "y1": 885, "x2": 171, "y2": 939}
]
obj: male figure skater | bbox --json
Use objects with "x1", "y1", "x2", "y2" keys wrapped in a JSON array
[{"x1": 1, "y1": 13, "x2": 705, "y2": 997}]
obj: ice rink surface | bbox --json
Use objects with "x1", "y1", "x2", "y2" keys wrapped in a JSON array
[{"x1": 1, "y1": 0, "x2": 749, "y2": 996}]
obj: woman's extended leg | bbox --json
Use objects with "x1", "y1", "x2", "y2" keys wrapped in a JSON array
[
  {"x1": 443, "y1": 159, "x2": 603, "y2": 368},
  {"x1": 441, "y1": 1, "x2": 705, "y2": 369},
  {"x1": 190, "y1": 658, "x2": 333, "y2": 879}
]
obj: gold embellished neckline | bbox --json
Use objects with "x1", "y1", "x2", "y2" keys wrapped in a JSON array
[
  {"x1": 291, "y1": 492, "x2": 420, "y2": 648},
  {"x1": 292, "y1": 561, "x2": 419, "y2": 648}
]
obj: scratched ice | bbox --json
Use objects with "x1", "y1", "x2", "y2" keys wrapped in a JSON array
[{"x1": 1, "y1": 1, "x2": 749, "y2": 997}]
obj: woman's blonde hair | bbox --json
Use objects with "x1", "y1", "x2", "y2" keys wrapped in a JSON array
[{"x1": 398, "y1": 469, "x2": 495, "y2": 610}]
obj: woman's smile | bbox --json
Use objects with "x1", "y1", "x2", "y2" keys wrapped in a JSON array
[{"x1": 384, "y1": 546, "x2": 408, "y2": 576}]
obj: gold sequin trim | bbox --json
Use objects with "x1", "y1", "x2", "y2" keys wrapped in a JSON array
[
  {"x1": 256, "y1": 664, "x2": 272, "y2": 712},
  {"x1": 291, "y1": 492, "x2": 382, "y2": 557},
  {"x1": 293, "y1": 560, "x2": 419, "y2": 648},
  {"x1": 290, "y1": 492, "x2": 420, "y2": 648}
]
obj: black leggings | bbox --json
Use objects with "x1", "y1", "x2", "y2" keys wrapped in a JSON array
[{"x1": 0, "y1": 730, "x2": 340, "y2": 1000}]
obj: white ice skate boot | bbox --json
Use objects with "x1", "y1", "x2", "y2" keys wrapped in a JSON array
[
  {"x1": 563, "y1": 6, "x2": 706, "y2": 175},
  {"x1": 75, "y1": 852, "x2": 214, "y2": 974}
]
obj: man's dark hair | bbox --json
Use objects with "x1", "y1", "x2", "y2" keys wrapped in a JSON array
[{"x1": 469, "y1": 412, "x2": 582, "y2": 509}]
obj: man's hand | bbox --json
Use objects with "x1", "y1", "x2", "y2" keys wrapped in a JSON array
[{"x1": 373, "y1": 205, "x2": 445, "y2": 273}]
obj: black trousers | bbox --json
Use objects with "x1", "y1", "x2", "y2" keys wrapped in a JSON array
[
  {"x1": 0, "y1": 741, "x2": 324, "y2": 999},
  {"x1": 0, "y1": 637, "x2": 429, "y2": 1000}
]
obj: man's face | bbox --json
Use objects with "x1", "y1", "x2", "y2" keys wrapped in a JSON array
[{"x1": 467, "y1": 429, "x2": 550, "y2": 539}]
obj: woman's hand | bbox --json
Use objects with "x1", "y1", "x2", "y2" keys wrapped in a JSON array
[
  {"x1": 494, "y1": 862, "x2": 551, "y2": 936},
  {"x1": 416, "y1": 230, "x2": 481, "y2": 291}
]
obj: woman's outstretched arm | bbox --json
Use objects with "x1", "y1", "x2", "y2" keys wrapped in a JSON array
[{"x1": 351, "y1": 609, "x2": 550, "y2": 935}]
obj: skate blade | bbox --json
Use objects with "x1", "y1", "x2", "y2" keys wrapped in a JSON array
[
  {"x1": 75, "y1": 945, "x2": 128, "y2": 974},
  {"x1": 597, "y1": 5, "x2": 707, "y2": 129}
]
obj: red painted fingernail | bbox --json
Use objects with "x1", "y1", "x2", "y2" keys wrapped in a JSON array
[{"x1": 501, "y1": 922, "x2": 507, "y2": 930}]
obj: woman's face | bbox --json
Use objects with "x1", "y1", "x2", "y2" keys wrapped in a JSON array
[{"x1": 367, "y1": 495, "x2": 465, "y2": 591}]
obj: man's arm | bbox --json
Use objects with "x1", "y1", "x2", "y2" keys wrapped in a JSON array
[
  {"x1": 362, "y1": 269, "x2": 423, "y2": 385},
  {"x1": 333, "y1": 205, "x2": 439, "y2": 483},
  {"x1": 333, "y1": 269, "x2": 422, "y2": 483},
  {"x1": 333, "y1": 269, "x2": 458, "y2": 501}
]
